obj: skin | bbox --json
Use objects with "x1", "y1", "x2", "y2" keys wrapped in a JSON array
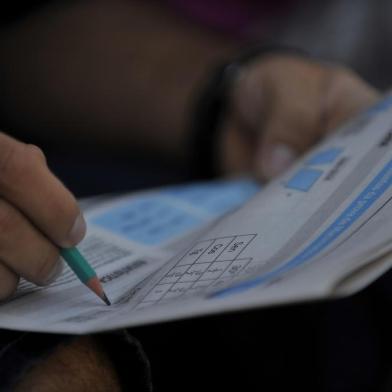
[
  {"x1": 219, "y1": 54, "x2": 380, "y2": 179},
  {"x1": 0, "y1": 132, "x2": 86, "y2": 298},
  {"x1": 0, "y1": 0, "x2": 381, "y2": 390}
]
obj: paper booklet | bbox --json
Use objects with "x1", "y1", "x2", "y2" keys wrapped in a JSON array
[{"x1": 2, "y1": 96, "x2": 392, "y2": 334}]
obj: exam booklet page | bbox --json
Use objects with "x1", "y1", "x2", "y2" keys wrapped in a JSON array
[{"x1": 1, "y1": 96, "x2": 392, "y2": 333}]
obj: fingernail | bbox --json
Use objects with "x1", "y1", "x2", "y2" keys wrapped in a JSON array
[
  {"x1": 261, "y1": 144, "x2": 297, "y2": 179},
  {"x1": 68, "y1": 213, "x2": 86, "y2": 245},
  {"x1": 43, "y1": 259, "x2": 64, "y2": 285}
]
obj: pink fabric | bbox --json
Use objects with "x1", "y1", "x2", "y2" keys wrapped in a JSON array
[{"x1": 165, "y1": 0, "x2": 296, "y2": 37}]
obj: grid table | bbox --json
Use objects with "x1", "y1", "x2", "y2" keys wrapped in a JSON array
[{"x1": 138, "y1": 234, "x2": 256, "y2": 307}]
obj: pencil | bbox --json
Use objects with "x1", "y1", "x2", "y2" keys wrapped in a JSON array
[{"x1": 60, "y1": 247, "x2": 111, "y2": 306}]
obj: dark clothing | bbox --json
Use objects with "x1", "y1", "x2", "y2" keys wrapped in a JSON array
[
  {"x1": 131, "y1": 270, "x2": 392, "y2": 392},
  {"x1": 0, "y1": 330, "x2": 152, "y2": 392}
]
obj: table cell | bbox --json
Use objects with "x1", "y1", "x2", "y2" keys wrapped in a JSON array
[
  {"x1": 216, "y1": 235, "x2": 255, "y2": 261},
  {"x1": 196, "y1": 237, "x2": 235, "y2": 263},
  {"x1": 221, "y1": 258, "x2": 252, "y2": 278},
  {"x1": 163, "y1": 282, "x2": 193, "y2": 299},
  {"x1": 178, "y1": 263, "x2": 210, "y2": 282},
  {"x1": 143, "y1": 283, "x2": 173, "y2": 302},
  {"x1": 159, "y1": 265, "x2": 190, "y2": 284},
  {"x1": 177, "y1": 240, "x2": 214, "y2": 266},
  {"x1": 199, "y1": 260, "x2": 232, "y2": 280}
]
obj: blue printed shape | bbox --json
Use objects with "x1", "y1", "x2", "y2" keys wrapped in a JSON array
[
  {"x1": 92, "y1": 198, "x2": 202, "y2": 245},
  {"x1": 306, "y1": 148, "x2": 343, "y2": 165},
  {"x1": 285, "y1": 168, "x2": 323, "y2": 192},
  {"x1": 91, "y1": 179, "x2": 260, "y2": 246},
  {"x1": 367, "y1": 95, "x2": 392, "y2": 114},
  {"x1": 162, "y1": 179, "x2": 260, "y2": 216}
]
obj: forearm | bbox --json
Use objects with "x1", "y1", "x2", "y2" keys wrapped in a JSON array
[{"x1": 0, "y1": 0, "x2": 238, "y2": 162}]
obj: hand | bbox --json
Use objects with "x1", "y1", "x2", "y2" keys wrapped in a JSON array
[
  {"x1": 0, "y1": 132, "x2": 86, "y2": 300},
  {"x1": 218, "y1": 54, "x2": 380, "y2": 180}
]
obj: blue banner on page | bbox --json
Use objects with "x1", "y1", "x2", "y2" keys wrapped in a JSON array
[
  {"x1": 162, "y1": 179, "x2": 260, "y2": 216},
  {"x1": 91, "y1": 179, "x2": 260, "y2": 245},
  {"x1": 306, "y1": 148, "x2": 343, "y2": 166},
  {"x1": 213, "y1": 159, "x2": 392, "y2": 297},
  {"x1": 285, "y1": 168, "x2": 323, "y2": 192}
]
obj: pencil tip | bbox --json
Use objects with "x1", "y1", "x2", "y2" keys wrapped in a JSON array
[
  {"x1": 85, "y1": 277, "x2": 111, "y2": 305},
  {"x1": 102, "y1": 292, "x2": 111, "y2": 306}
]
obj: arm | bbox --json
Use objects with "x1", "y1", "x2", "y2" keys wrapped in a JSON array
[{"x1": 0, "y1": 0, "x2": 238, "y2": 162}]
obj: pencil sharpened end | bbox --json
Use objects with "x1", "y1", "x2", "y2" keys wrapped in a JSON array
[{"x1": 102, "y1": 292, "x2": 111, "y2": 306}]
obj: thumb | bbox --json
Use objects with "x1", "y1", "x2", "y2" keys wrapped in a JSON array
[
  {"x1": 256, "y1": 141, "x2": 297, "y2": 181},
  {"x1": 254, "y1": 107, "x2": 320, "y2": 180}
]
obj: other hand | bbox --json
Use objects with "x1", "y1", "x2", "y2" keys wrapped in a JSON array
[{"x1": 218, "y1": 54, "x2": 380, "y2": 179}]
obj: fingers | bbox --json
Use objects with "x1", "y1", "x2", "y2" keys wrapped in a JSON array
[
  {"x1": 0, "y1": 198, "x2": 63, "y2": 289},
  {"x1": 0, "y1": 132, "x2": 84, "y2": 299},
  {"x1": 0, "y1": 133, "x2": 86, "y2": 247},
  {"x1": 230, "y1": 55, "x2": 380, "y2": 180},
  {"x1": 217, "y1": 115, "x2": 255, "y2": 175},
  {"x1": 231, "y1": 55, "x2": 325, "y2": 179},
  {"x1": 254, "y1": 100, "x2": 324, "y2": 180}
]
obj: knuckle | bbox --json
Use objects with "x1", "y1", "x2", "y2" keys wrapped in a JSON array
[
  {"x1": 26, "y1": 144, "x2": 47, "y2": 164},
  {"x1": 0, "y1": 140, "x2": 22, "y2": 186},
  {"x1": 52, "y1": 199, "x2": 82, "y2": 247},
  {"x1": 323, "y1": 67, "x2": 357, "y2": 108},
  {"x1": 328, "y1": 66, "x2": 359, "y2": 90},
  {"x1": 0, "y1": 141, "x2": 41, "y2": 191},
  {"x1": 330, "y1": 64, "x2": 352, "y2": 77},
  {"x1": 32, "y1": 246, "x2": 59, "y2": 285}
]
